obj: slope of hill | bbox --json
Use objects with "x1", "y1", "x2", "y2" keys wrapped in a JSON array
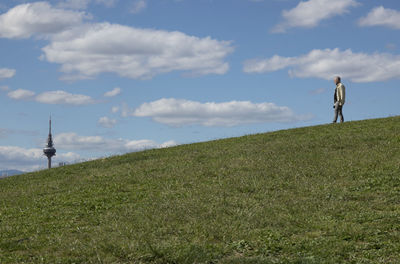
[{"x1": 1, "y1": 117, "x2": 400, "y2": 263}]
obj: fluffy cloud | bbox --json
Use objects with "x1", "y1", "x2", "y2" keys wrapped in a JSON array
[
  {"x1": 0, "y1": 2, "x2": 89, "y2": 39},
  {"x1": 0, "y1": 146, "x2": 44, "y2": 171},
  {"x1": 130, "y1": 0, "x2": 147, "y2": 14},
  {"x1": 0, "y1": 146, "x2": 80, "y2": 171},
  {"x1": 0, "y1": 68, "x2": 16, "y2": 79},
  {"x1": 7, "y1": 89, "x2": 35, "y2": 100},
  {"x1": 55, "y1": 132, "x2": 177, "y2": 153},
  {"x1": 243, "y1": 48, "x2": 400, "y2": 83},
  {"x1": 35, "y1": 90, "x2": 95, "y2": 105},
  {"x1": 159, "y1": 140, "x2": 178, "y2": 148},
  {"x1": 359, "y1": 6, "x2": 400, "y2": 29},
  {"x1": 1, "y1": 2, "x2": 232, "y2": 80},
  {"x1": 272, "y1": 0, "x2": 359, "y2": 33},
  {"x1": 42, "y1": 22, "x2": 233, "y2": 80},
  {"x1": 104, "y1": 87, "x2": 121, "y2": 97},
  {"x1": 7, "y1": 89, "x2": 95, "y2": 105},
  {"x1": 130, "y1": 98, "x2": 308, "y2": 127},
  {"x1": 98, "y1": 116, "x2": 117, "y2": 128}
]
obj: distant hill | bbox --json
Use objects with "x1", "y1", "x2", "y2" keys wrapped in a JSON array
[
  {"x1": 0, "y1": 169, "x2": 23, "y2": 178},
  {"x1": 0, "y1": 116, "x2": 399, "y2": 263}
]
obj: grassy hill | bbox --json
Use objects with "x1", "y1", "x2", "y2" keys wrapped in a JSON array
[{"x1": 1, "y1": 117, "x2": 400, "y2": 263}]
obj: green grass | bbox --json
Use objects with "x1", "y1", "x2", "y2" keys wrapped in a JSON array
[{"x1": 1, "y1": 116, "x2": 400, "y2": 263}]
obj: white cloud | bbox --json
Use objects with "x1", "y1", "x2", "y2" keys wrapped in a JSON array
[
  {"x1": 1, "y1": 2, "x2": 232, "y2": 80},
  {"x1": 272, "y1": 0, "x2": 359, "y2": 33},
  {"x1": 35, "y1": 90, "x2": 95, "y2": 105},
  {"x1": 0, "y1": 146, "x2": 42, "y2": 162},
  {"x1": 130, "y1": 0, "x2": 147, "y2": 14},
  {"x1": 159, "y1": 140, "x2": 179, "y2": 148},
  {"x1": 7, "y1": 89, "x2": 95, "y2": 105},
  {"x1": 130, "y1": 98, "x2": 308, "y2": 127},
  {"x1": 124, "y1": 140, "x2": 160, "y2": 151},
  {"x1": 359, "y1": 6, "x2": 400, "y2": 29},
  {"x1": 8, "y1": 89, "x2": 36, "y2": 100},
  {"x1": 55, "y1": 132, "x2": 177, "y2": 153},
  {"x1": 111, "y1": 106, "x2": 119, "y2": 113},
  {"x1": 0, "y1": 146, "x2": 44, "y2": 171},
  {"x1": 58, "y1": 152, "x2": 82, "y2": 162},
  {"x1": 98, "y1": 116, "x2": 117, "y2": 128},
  {"x1": 243, "y1": 48, "x2": 400, "y2": 83},
  {"x1": 42, "y1": 22, "x2": 233, "y2": 80},
  {"x1": 0, "y1": 68, "x2": 16, "y2": 79},
  {"x1": 0, "y1": 2, "x2": 89, "y2": 39},
  {"x1": 0, "y1": 145, "x2": 80, "y2": 171},
  {"x1": 244, "y1": 55, "x2": 295, "y2": 73},
  {"x1": 104, "y1": 87, "x2": 121, "y2": 97}
]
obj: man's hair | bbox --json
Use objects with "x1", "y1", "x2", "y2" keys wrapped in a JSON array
[{"x1": 335, "y1": 76, "x2": 341, "y2": 82}]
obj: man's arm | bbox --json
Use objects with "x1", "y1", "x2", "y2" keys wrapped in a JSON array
[{"x1": 338, "y1": 84, "x2": 345, "y2": 105}]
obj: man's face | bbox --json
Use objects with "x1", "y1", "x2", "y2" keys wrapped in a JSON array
[{"x1": 334, "y1": 78, "x2": 339, "y2": 85}]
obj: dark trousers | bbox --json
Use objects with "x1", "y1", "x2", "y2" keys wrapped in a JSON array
[{"x1": 333, "y1": 104, "x2": 344, "y2": 123}]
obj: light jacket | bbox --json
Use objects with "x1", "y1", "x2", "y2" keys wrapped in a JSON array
[{"x1": 336, "y1": 83, "x2": 345, "y2": 106}]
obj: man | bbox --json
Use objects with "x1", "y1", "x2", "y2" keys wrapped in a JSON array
[{"x1": 333, "y1": 76, "x2": 345, "y2": 123}]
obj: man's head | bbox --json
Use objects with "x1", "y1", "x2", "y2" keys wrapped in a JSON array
[{"x1": 334, "y1": 76, "x2": 341, "y2": 85}]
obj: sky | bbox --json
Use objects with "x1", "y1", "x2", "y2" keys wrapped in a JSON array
[{"x1": 0, "y1": 0, "x2": 399, "y2": 171}]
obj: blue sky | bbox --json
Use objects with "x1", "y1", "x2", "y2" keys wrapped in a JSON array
[{"x1": 0, "y1": 0, "x2": 399, "y2": 171}]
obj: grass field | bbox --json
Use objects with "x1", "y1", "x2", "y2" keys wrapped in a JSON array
[{"x1": 1, "y1": 117, "x2": 400, "y2": 263}]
